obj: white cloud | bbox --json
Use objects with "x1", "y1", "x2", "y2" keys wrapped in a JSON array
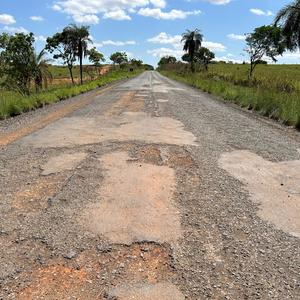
[
  {"x1": 147, "y1": 32, "x2": 226, "y2": 56},
  {"x1": 53, "y1": 0, "x2": 201, "y2": 21},
  {"x1": 0, "y1": 14, "x2": 16, "y2": 25},
  {"x1": 36, "y1": 35, "x2": 47, "y2": 42},
  {"x1": 2, "y1": 26, "x2": 29, "y2": 34},
  {"x1": 30, "y1": 16, "x2": 44, "y2": 21},
  {"x1": 202, "y1": 41, "x2": 226, "y2": 52},
  {"x1": 138, "y1": 8, "x2": 201, "y2": 20},
  {"x1": 250, "y1": 8, "x2": 273, "y2": 16},
  {"x1": 52, "y1": 4, "x2": 62, "y2": 11},
  {"x1": 147, "y1": 32, "x2": 181, "y2": 44},
  {"x1": 73, "y1": 14, "x2": 99, "y2": 24},
  {"x1": 147, "y1": 47, "x2": 183, "y2": 58},
  {"x1": 150, "y1": 0, "x2": 166, "y2": 8},
  {"x1": 227, "y1": 33, "x2": 245, "y2": 41},
  {"x1": 203, "y1": 0, "x2": 231, "y2": 4},
  {"x1": 103, "y1": 10, "x2": 131, "y2": 20},
  {"x1": 102, "y1": 40, "x2": 136, "y2": 46}
]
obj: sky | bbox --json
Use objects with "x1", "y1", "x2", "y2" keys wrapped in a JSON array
[{"x1": 0, "y1": 0, "x2": 299, "y2": 66}]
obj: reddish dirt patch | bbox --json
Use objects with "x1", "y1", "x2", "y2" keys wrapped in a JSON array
[
  {"x1": 12, "y1": 174, "x2": 65, "y2": 212},
  {"x1": 105, "y1": 91, "x2": 144, "y2": 116},
  {"x1": 16, "y1": 265, "x2": 102, "y2": 300},
  {"x1": 13, "y1": 243, "x2": 175, "y2": 300},
  {"x1": 165, "y1": 147, "x2": 195, "y2": 169},
  {"x1": 134, "y1": 144, "x2": 163, "y2": 165}
]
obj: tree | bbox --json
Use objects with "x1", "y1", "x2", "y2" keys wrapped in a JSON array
[
  {"x1": 197, "y1": 47, "x2": 215, "y2": 71},
  {"x1": 31, "y1": 49, "x2": 53, "y2": 92},
  {"x1": 182, "y1": 47, "x2": 215, "y2": 70},
  {"x1": 130, "y1": 58, "x2": 143, "y2": 67},
  {"x1": 66, "y1": 24, "x2": 91, "y2": 84},
  {"x1": 110, "y1": 52, "x2": 128, "y2": 66},
  {"x1": 182, "y1": 29, "x2": 203, "y2": 72},
  {"x1": 158, "y1": 56, "x2": 177, "y2": 67},
  {"x1": 88, "y1": 47, "x2": 105, "y2": 75},
  {"x1": 245, "y1": 25, "x2": 285, "y2": 78},
  {"x1": 275, "y1": 0, "x2": 300, "y2": 51},
  {"x1": 46, "y1": 30, "x2": 77, "y2": 85},
  {"x1": 0, "y1": 32, "x2": 36, "y2": 94}
]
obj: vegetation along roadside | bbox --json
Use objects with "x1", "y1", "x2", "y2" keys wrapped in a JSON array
[{"x1": 158, "y1": 1, "x2": 300, "y2": 130}]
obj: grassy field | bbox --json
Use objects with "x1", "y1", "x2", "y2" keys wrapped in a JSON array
[
  {"x1": 0, "y1": 68, "x2": 142, "y2": 119},
  {"x1": 161, "y1": 63, "x2": 300, "y2": 129}
]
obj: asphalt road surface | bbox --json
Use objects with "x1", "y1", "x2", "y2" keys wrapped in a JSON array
[{"x1": 0, "y1": 71, "x2": 299, "y2": 299}]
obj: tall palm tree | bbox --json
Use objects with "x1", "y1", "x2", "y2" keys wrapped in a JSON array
[
  {"x1": 67, "y1": 24, "x2": 91, "y2": 84},
  {"x1": 275, "y1": 0, "x2": 300, "y2": 51},
  {"x1": 31, "y1": 49, "x2": 53, "y2": 92},
  {"x1": 182, "y1": 29, "x2": 203, "y2": 72}
]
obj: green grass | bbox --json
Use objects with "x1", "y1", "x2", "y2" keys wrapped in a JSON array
[
  {"x1": 160, "y1": 64, "x2": 300, "y2": 129},
  {"x1": 0, "y1": 69, "x2": 142, "y2": 119}
]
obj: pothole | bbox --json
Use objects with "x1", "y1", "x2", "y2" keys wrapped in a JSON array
[
  {"x1": 81, "y1": 151, "x2": 182, "y2": 245},
  {"x1": 13, "y1": 242, "x2": 178, "y2": 300},
  {"x1": 11, "y1": 174, "x2": 65, "y2": 212},
  {"x1": 41, "y1": 152, "x2": 87, "y2": 176},
  {"x1": 219, "y1": 150, "x2": 300, "y2": 237}
]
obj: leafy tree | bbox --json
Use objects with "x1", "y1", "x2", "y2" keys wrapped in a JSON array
[
  {"x1": 88, "y1": 47, "x2": 105, "y2": 75},
  {"x1": 197, "y1": 47, "x2": 215, "y2": 71},
  {"x1": 0, "y1": 32, "x2": 36, "y2": 94},
  {"x1": 182, "y1": 29, "x2": 203, "y2": 72},
  {"x1": 245, "y1": 25, "x2": 285, "y2": 78},
  {"x1": 46, "y1": 29, "x2": 77, "y2": 84},
  {"x1": 110, "y1": 52, "x2": 128, "y2": 66},
  {"x1": 158, "y1": 56, "x2": 177, "y2": 67},
  {"x1": 66, "y1": 24, "x2": 91, "y2": 84},
  {"x1": 31, "y1": 50, "x2": 53, "y2": 92},
  {"x1": 182, "y1": 47, "x2": 215, "y2": 70},
  {"x1": 275, "y1": 0, "x2": 300, "y2": 51},
  {"x1": 130, "y1": 58, "x2": 143, "y2": 67}
]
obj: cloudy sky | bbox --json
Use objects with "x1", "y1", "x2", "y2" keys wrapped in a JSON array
[{"x1": 0, "y1": 0, "x2": 298, "y2": 66}]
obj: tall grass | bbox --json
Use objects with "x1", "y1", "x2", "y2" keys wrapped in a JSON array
[
  {"x1": 161, "y1": 64, "x2": 300, "y2": 129},
  {"x1": 0, "y1": 69, "x2": 142, "y2": 119}
]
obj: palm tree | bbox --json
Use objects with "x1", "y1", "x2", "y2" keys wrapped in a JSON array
[
  {"x1": 67, "y1": 24, "x2": 91, "y2": 84},
  {"x1": 182, "y1": 29, "x2": 203, "y2": 72},
  {"x1": 31, "y1": 49, "x2": 53, "y2": 92},
  {"x1": 275, "y1": 0, "x2": 300, "y2": 51}
]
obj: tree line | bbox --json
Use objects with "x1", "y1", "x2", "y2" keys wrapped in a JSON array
[
  {"x1": 158, "y1": 0, "x2": 300, "y2": 78},
  {"x1": 0, "y1": 24, "x2": 144, "y2": 95}
]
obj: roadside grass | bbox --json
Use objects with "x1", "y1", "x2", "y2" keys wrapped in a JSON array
[
  {"x1": 0, "y1": 69, "x2": 142, "y2": 119},
  {"x1": 161, "y1": 65, "x2": 300, "y2": 129}
]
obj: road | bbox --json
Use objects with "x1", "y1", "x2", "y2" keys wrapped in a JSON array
[{"x1": 0, "y1": 71, "x2": 299, "y2": 299}]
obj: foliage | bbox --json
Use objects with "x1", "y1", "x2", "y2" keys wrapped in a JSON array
[
  {"x1": 0, "y1": 69, "x2": 143, "y2": 119},
  {"x1": 182, "y1": 29, "x2": 203, "y2": 72},
  {"x1": 160, "y1": 64, "x2": 300, "y2": 129},
  {"x1": 245, "y1": 25, "x2": 286, "y2": 78},
  {"x1": 65, "y1": 24, "x2": 91, "y2": 84},
  {"x1": 130, "y1": 58, "x2": 143, "y2": 67},
  {"x1": 158, "y1": 56, "x2": 177, "y2": 67},
  {"x1": 0, "y1": 33, "x2": 36, "y2": 95},
  {"x1": 110, "y1": 52, "x2": 128, "y2": 65},
  {"x1": 88, "y1": 47, "x2": 105, "y2": 67},
  {"x1": 275, "y1": 0, "x2": 300, "y2": 51},
  {"x1": 46, "y1": 28, "x2": 77, "y2": 84},
  {"x1": 182, "y1": 47, "x2": 215, "y2": 70},
  {"x1": 32, "y1": 50, "x2": 53, "y2": 91}
]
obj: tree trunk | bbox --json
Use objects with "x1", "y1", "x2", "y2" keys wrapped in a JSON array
[
  {"x1": 68, "y1": 66, "x2": 74, "y2": 85},
  {"x1": 79, "y1": 42, "x2": 83, "y2": 85}
]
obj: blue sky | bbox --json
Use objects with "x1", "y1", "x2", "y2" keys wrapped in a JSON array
[{"x1": 0, "y1": 0, "x2": 298, "y2": 66}]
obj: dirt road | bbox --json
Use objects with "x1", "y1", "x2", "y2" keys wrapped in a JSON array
[{"x1": 0, "y1": 71, "x2": 299, "y2": 299}]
